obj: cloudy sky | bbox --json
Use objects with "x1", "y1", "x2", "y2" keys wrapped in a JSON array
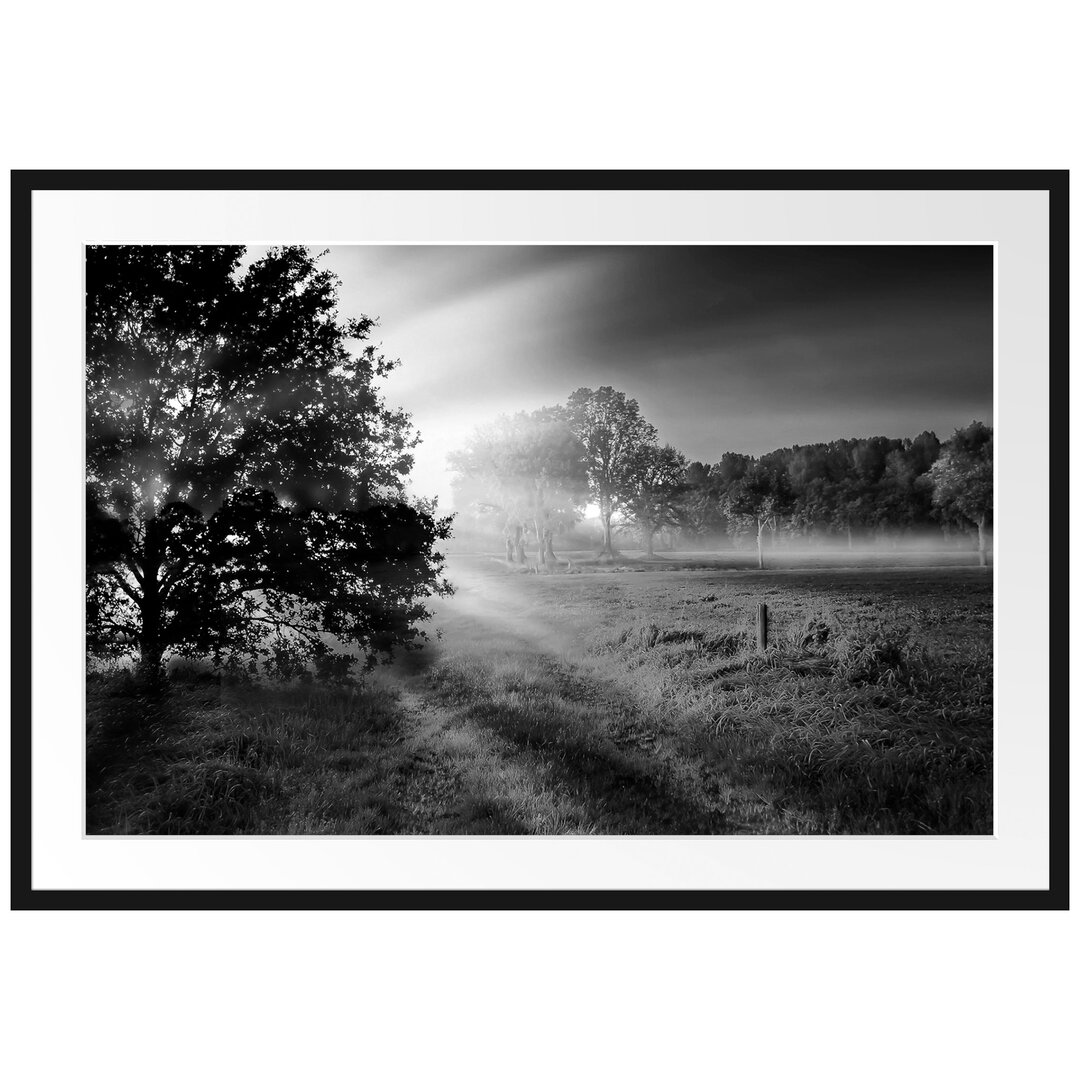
[{"x1": 314, "y1": 244, "x2": 993, "y2": 506}]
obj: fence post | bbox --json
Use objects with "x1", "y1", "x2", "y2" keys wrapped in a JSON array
[{"x1": 757, "y1": 602, "x2": 768, "y2": 651}]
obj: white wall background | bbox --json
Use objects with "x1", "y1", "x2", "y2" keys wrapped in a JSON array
[{"x1": 1, "y1": 4, "x2": 1076, "y2": 1079}]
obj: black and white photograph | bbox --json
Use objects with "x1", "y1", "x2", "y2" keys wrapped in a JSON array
[
  {"x1": 84, "y1": 241, "x2": 996, "y2": 837},
  {"x1": 3, "y1": 1, "x2": 1076, "y2": 1073}
]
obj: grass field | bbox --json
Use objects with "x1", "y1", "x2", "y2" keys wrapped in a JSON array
[{"x1": 87, "y1": 552, "x2": 993, "y2": 835}]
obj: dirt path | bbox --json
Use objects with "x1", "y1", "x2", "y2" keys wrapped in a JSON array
[{"x1": 371, "y1": 558, "x2": 750, "y2": 834}]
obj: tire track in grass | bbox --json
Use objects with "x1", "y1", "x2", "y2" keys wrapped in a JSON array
[
  {"x1": 381, "y1": 565, "x2": 740, "y2": 833},
  {"x1": 380, "y1": 556, "x2": 841, "y2": 833},
  {"x1": 377, "y1": 668, "x2": 606, "y2": 834}
]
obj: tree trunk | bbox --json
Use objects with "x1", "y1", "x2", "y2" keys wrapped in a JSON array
[
  {"x1": 846, "y1": 524, "x2": 853, "y2": 550},
  {"x1": 137, "y1": 528, "x2": 165, "y2": 686},
  {"x1": 756, "y1": 518, "x2": 765, "y2": 570},
  {"x1": 543, "y1": 529, "x2": 557, "y2": 568},
  {"x1": 601, "y1": 510, "x2": 613, "y2": 556},
  {"x1": 509, "y1": 523, "x2": 525, "y2": 563},
  {"x1": 977, "y1": 516, "x2": 987, "y2": 568},
  {"x1": 137, "y1": 624, "x2": 163, "y2": 684},
  {"x1": 535, "y1": 518, "x2": 546, "y2": 565},
  {"x1": 645, "y1": 527, "x2": 655, "y2": 557}
]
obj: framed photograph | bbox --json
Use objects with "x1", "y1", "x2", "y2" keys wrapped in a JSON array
[{"x1": 9, "y1": 170, "x2": 1068, "y2": 910}]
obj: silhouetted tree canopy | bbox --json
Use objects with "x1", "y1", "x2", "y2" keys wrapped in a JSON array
[{"x1": 86, "y1": 245, "x2": 451, "y2": 681}]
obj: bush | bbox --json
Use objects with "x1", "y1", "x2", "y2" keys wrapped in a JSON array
[{"x1": 829, "y1": 626, "x2": 910, "y2": 684}]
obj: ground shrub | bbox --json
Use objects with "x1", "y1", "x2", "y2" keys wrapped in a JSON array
[
  {"x1": 789, "y1": 616, "x2": 831, "y2": 651},
  {"x1": 828, "y1": 625, "x2": 912, "y2": 684}
]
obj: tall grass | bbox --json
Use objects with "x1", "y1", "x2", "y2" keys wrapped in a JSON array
[
  {"x1": 87, "y1": 674, "x2": 418, "y2": 834},
  {"x1": 575, "y1": 585, "x2": 992, "y2": 833},
  {"x1": 87, "y1": 563, "x2": 993, "y2": 835}
]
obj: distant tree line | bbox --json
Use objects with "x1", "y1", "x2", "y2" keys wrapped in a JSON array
[{"x1": 449, "y1": 386, "x2": 993, "y2": 569}]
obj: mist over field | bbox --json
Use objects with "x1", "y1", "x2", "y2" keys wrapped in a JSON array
[{"x1": 86, "y1": 243, "x2": 994, "y2": 836}]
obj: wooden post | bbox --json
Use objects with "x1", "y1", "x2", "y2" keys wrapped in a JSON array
[{"x1": 757, "y1": 603, "x2": 768, "y2": 651}]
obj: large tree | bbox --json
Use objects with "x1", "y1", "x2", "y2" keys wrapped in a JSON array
[
  {"x1": 928, "y1": 421, "x2": 993, "y2": 567},
  {"x1": 621, "y1": 444, "x2": 688, "y2": 556},
  {"x1": 566, "y1": 386, "x2": 657, "y2": 558},
  {"x1": 86, "y1": 245, "x2": 451, "y2": 682},
  {"x1": 448, "y1": 408, "x2": 588, "y2": 567}
]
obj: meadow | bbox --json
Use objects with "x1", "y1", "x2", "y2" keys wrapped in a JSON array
[{"x1": 87, "y1": 552, "x2": 993, "y2": 835}]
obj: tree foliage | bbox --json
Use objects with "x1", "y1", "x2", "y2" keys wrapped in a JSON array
[
  {"x1": 928, "y1": 421, "x2": 993, "y2": 565},
  {"x1": 719, "y1": 458, "x2": 792, "y2": 568},
  {"x1": 447, "y1": 407, "x2": 589, "y2": 564},
  {"x1": 681, "y1": 432, "x2": 954, "y2": 550},
  {"x1": 620, "y1": 444, "x2": 688, "y2": 555},
  {"x1": 566, "y1": 386, "x2": 657, "y2": 555},
  {"x1": 86, "y1": 245, "x2": 451, "y2": 680}
]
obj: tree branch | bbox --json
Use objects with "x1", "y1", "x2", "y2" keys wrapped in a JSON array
[{"x1": 107, "y1": 566, "x2": 142, "y2": 604}]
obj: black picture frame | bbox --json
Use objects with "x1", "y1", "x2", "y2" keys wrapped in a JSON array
[{"x1": 9, "y1": 169, "x2": 1069, "y2": 911}]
